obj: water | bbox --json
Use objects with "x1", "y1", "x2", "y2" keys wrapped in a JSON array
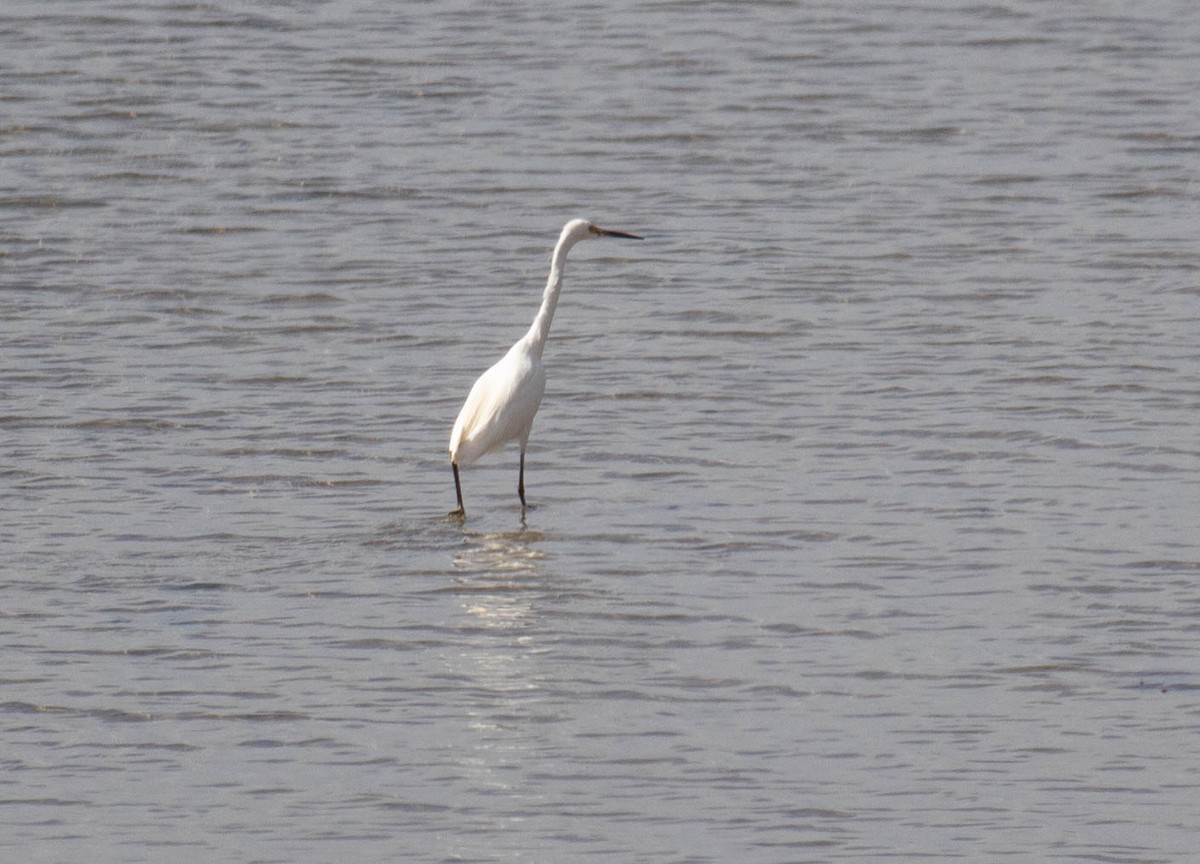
[{"x1": 4, "y1": 1, "x2": 1200, "y2": 861}]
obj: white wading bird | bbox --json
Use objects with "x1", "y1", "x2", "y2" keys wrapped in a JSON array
[{"x1": 448, "y1": 219, "x2": 643, "y2": 517}]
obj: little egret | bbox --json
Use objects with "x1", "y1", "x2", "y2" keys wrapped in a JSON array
[{"x1": 448, "y1": 218, "x2": 642, "y2": 517}]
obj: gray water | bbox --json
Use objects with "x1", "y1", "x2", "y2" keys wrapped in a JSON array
[{"x1": 4, "y1": 1, "x2": 1200, "y2": 861}]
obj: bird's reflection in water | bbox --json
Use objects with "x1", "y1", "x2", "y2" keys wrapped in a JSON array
[
  {"x1": 450, "y1": 528, "x2": 547, "y2": 629},
  {"x1": 447, "y1": 527, "x2": 550, "y2": 799}
]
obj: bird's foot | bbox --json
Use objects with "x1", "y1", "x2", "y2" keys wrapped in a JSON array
[{"x1": 447, "y1": 507, "x2": 466, "y2": 520}]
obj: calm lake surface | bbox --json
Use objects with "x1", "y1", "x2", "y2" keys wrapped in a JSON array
[{"x1": 4, "y1": 1, "x2": 1200, "y2": 861}]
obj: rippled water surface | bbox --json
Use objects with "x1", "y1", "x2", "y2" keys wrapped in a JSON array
[{"x1": 4, "y1": 1, "x2": 1200, "y2": 861}]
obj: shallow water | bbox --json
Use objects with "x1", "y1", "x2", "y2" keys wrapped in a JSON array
[{"x1": 4, "y1": 1, "x2": 1200, "y2": 861}]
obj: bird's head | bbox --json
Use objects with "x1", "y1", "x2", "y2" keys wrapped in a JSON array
[{"x1": 559, "y1": 218, "x2": 643, "y2": 248}]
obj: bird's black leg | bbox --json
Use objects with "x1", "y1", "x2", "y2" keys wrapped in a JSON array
[
  {"x1": 518, "y1": 450, "x2": 527, "y2": 508},
  {"x1": 450, "y1": 462, "x2": 465, "y2": 517}
]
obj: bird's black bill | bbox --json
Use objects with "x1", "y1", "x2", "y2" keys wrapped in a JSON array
[{"x1": 594, "y1": 227, "x2": 643, "y2": 240}]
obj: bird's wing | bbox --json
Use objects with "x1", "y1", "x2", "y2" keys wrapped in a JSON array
[{"x1": 450, "y1": 347, "x2": 545, "y2": 464}]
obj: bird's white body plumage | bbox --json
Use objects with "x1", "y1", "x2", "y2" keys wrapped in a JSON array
[{"x1": 449, "y1": 336, "x2": 545, "y2": 466}]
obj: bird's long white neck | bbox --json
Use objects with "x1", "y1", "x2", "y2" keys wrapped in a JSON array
[{"x1": 524, "y1": 235, "x2": 573, "y2": 358}]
